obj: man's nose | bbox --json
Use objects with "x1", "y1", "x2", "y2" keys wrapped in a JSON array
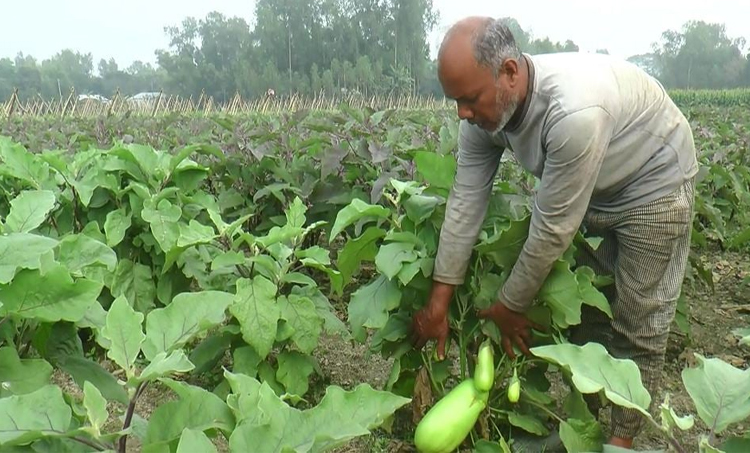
[{"x1": 457, "y1": 104, "x2": 474, "y2": 121}]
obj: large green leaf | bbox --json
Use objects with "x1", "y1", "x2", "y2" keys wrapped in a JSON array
[
  {"x1": 143, "y1": 380, "x2": 234, "y2": 447},
  {"x1": 329, "y1": 198, "x2": 390, "y2": 243},
  {"x1": 0, "y1": 347, "x2": 53, "y2": 397},
  {"x1": 230, "y1": 275, "x2": 280, "y2": 360},
  {"x1": 111, "y1": 259, "x2": 156, "y2": 313},
  {"x1": 0, "y1": 138, "x2": 51, "y2": 190},
  {"x1": 531, "y1": 342, "x2": 651, "y2": 415},
  {"x1": 103, "y1": 207, "x2": 132, "y2": 247},
  {"x1": 475, "y1": 216, "x2": 531, "y2": 270},
  {"x1": 536, "y1": 261, "x2": 583, "y2": 328},
  {"x1": 374, "y1": 241, "x2": 418, "y2": 279},
  {"x1": 141, "y1": 198, "x2": 182, "y2": 253},
  {"x1": 57, "y1": 234, "x2": 117, "y2": 274},
  {"x1": 4, "y1": 190, "x2": 56, "y2": 234},
  {"x1": 0, "y1": 265, "x2": 103, "y2": 322},
  {"x1": 176, "y1": 428, "x2": 218, "y2": 453},
  {"x1": 58, "y1": 356, "x2": 129, "y2": 405},
  {"x1": 142, "y1": 290, "x2": 233, "y2": 361},
  {"x1": 681, "y1": 353, "x2": 750, "y2": 434},
  {"x1": 348, "y1": 274, "x2": 401, "y2": 342},
  {"x1": 83, "y1": 381, "x2": 108, "y2": 435},
  {"x1": 225, "y1": 372, "x2": 410, "y2": 453},
  {"x1": 336, "y1": 226, "x2": 386, "y2": 286},
  {"x1": 414, "y1": 150, "x2": 456, "y2": 189},
  {"x1": 277, "y1": 295, "x2": 324, "y2": 354},
  {"x1": 0, "y1": 385, "x2": 72, "y2": 446},
  {"x1": 0, "y1": 233, "x2": 59, "y2": 284},
  {"x1": 101, "y1": 295, "x2": 145, "y2": 378},
  {"x1": 559, "y1": 418, "x2": 605, "y2": 453},
  {"x1": 276, "y1": 351, "x2": 316, "y2": 397},
  {"x1": 136, "y1": 350, "x2": 195, "y2": 383}
]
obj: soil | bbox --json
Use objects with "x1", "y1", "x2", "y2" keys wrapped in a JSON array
[{"x1": 49, "y1": 249, "x2": 749, "y2": 453}]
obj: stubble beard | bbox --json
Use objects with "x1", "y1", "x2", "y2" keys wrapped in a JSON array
[{"x1": 491, "y1": 89, "x2": 520, "y2": 134}]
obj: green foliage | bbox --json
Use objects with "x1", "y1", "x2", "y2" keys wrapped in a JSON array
[{"x1": 0, "y1": 102, "x2": 746, "y2": 452}]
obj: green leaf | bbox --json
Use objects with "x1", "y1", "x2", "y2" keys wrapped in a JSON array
[
  {"x1": 337, "y1": 227, "x2": 386, "y2": 286},
  {"x1": 575, "y1": 266, "x2": 612, "y2": 318},
  {"x1": 531, "y1": 342, "x2": 651, "y2": 415},
  {"x1": 403, "y1": 194, "x2": 441, "y2": 224},
  {"x1": 170, "y1": 144, "x2": 225, "y2": 174},
  {"x1": 720, "y1": 436, "x2": 750, "y2": 453},
  {"x1": 111, "y1": 259, "x2": 156, "y2": 313},
  {"x1": 276, "y1": 351, "x2": 316, "y2": 397},
  {"x1": 0, "y1": 265, "x2": 103, "y2": 322},
  {"x1": 374, "y1": 242, "x2": 418, "y2": 280},
  {"x1": 475, "y1": 216, "x2": 531, "y2": 270},
  {"x1": 278, "y1": 295, "x2": 324, "y2": 354},
  {"x1": 508, "y1": 412, "x2": 549, "y2": 436},
  {"x1": 681, "y1": 353, "x2": 750, "y2": 434},
  {"x1": 292, "y1": 286, "x2": 351, "y2": 340},
  {"x1": 58, "y1": 356, "x2": 129, "y2": 405},
  {"x1": 0, "y1": 347, "x2": 53, "y2": 397},
  {"x1": 473, "y1": 439, "x2": 512, "y2": 453},
  {"x1": 0, "y1": 137, "x2": 51, "y2": 189},
  {"x1": 176, "y1": 428, "x2": 218, "y2": 453},
  {"x1": 414, "y1": 150, "x2": 456, "y2": 189},
  {"x1": 0, "y1": 233, "x2": 59, "y2": 284},
  {"x1": 83, "y1": 381, "x2": 108, "y2": 434},
  {"x1": 329, "y1": 198, "x2": 390, "y2": 243},
  {"x1": 559, "y1": 418, "x2": 605, "y2": 453},
  {"x1": 143, "y1": 380, "x2": 234, "y2": 447},
  {"x1": 230, "y1": 275, "x2": 280, "y2": 360},
  {"x1": 348, "y1": 275, "x2": 401, "y2": 342},
  {"x1": 141, "y1": 198, "x2": 182, "y2": 253},
  {"x1": 733, "y1": 327, "x2": 750, "y2": 347},
  {"x1": 659, "y1": 393, "x2": 695, "y2": 433},
  {"x1": 0, "y1": 385, "x2": 71, "y2": 446},
  {"x1": 104, "y1": 208, "x2": 131, "y2": 247},
  {"x1": 57, "y1": 234, "x2": 117, "y2": 274},
  {"x1": 101, "y1": 296, "x2": 145, "y2": 378},
  {"x1": 142, "y1": 290, "x2": 233, "y2": 361},
  {"x1": 536, "y1": 261, "x2": 583, "y2": 328},
  {"x1": 137, "y1": 350, "x2": 195, "y2": 383},
  {"x1": 4, "y1": 190, "x2": 56, "y2": 233},
  {"x1": 225, "y1": 372, "x2": 410, "y2": 453}
]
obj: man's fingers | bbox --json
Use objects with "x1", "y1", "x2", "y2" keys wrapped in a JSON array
[
  {"x1": 515, "y1": 335, "x2": 532, "y2": 356},
  {"x1": 436, "y1": 333, "x2": 447, "y2": 361},
  {"x1": 502, "y1": 336, "x2": 516, "y2": 359},
  {"x1": 530, "y1": 320, "x2": 547, "y2": 332}
]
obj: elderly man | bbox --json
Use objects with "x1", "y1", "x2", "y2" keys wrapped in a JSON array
[{"x1": 409, "y1": 16, "x2": 698, "y2": 449}]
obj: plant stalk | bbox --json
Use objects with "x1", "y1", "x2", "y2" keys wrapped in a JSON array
[{"x1": 118, "y1": 381, "x2": 148, "y2": 453}]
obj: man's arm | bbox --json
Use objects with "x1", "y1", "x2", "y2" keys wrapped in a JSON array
[
  {"x1": 433, "y1": 121, "x2": 505, "y2": 285},
  {"x1": 499, "y1": 106, "x2": 616, "y2": 312}
]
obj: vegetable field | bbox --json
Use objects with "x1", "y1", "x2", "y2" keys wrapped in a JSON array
[{"x1": 0, "y1": 96, "x2": 748, "y2": 453}]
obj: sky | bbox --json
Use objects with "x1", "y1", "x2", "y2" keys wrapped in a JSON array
[{"x1": 1, "y1": 0, "x2": 749, "y2": 69}]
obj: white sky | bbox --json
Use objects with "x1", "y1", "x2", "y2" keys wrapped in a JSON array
[{"x1": 1, "y1": 0, "x2": 748, "y2": 68}]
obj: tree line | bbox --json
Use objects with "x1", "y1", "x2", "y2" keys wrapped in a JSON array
[{"x1": 1, "y1": 3, "x2": 749, "y2": 103}]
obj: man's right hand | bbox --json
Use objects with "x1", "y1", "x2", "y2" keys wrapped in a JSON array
[{"x1": 409, "y1": 281, "x2": 454, "y2": 360}]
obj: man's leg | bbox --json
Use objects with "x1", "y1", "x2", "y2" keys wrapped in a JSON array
[
  {"x1": 607, "y1": 178, "x2": 695, "y2": 443},
  {"x1": 569, "y1": 219, "x2": 619, "y2": 418}
]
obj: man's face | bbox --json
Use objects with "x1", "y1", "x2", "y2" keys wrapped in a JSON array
[{"x1": 437, "y1": 34, "x2": 521, "y2": 133}]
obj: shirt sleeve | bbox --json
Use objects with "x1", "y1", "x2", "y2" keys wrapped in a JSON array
[
  {"x1": 499, "y1": 106, "x2": 616, "y2": 312},
  {"x1": 433, "y1": 120, "x2": 505, "y2": 285}
]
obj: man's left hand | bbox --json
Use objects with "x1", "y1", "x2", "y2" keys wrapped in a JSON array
[{"x1": 478, "y1": 301, "x2": 543, "y2": 359}]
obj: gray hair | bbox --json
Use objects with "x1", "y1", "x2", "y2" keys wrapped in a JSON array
[{"x1": 472, "y1": 18, "x2": 521, "y2": 77}]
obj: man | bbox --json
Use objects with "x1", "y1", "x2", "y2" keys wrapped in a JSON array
[{"x1": 409, "y1": 16, "x2": 698, "y2": 449}]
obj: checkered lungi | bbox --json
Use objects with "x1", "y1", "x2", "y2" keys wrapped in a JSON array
[{"x1": 569, "y1": 177, "x2": 696, "y2": 439}]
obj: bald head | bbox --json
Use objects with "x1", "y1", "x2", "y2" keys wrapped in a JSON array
[
  {"x1": 436, "y1": 16, "x2": 527, "y2": 132},
  {"x1": 438, "y1": 16, "x2": 521, "y2": 79}
]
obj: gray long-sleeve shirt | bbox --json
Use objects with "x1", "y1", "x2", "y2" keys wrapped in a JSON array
[{"x1": 432, "y1": 52, "x2": 699, "y2": 313}]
